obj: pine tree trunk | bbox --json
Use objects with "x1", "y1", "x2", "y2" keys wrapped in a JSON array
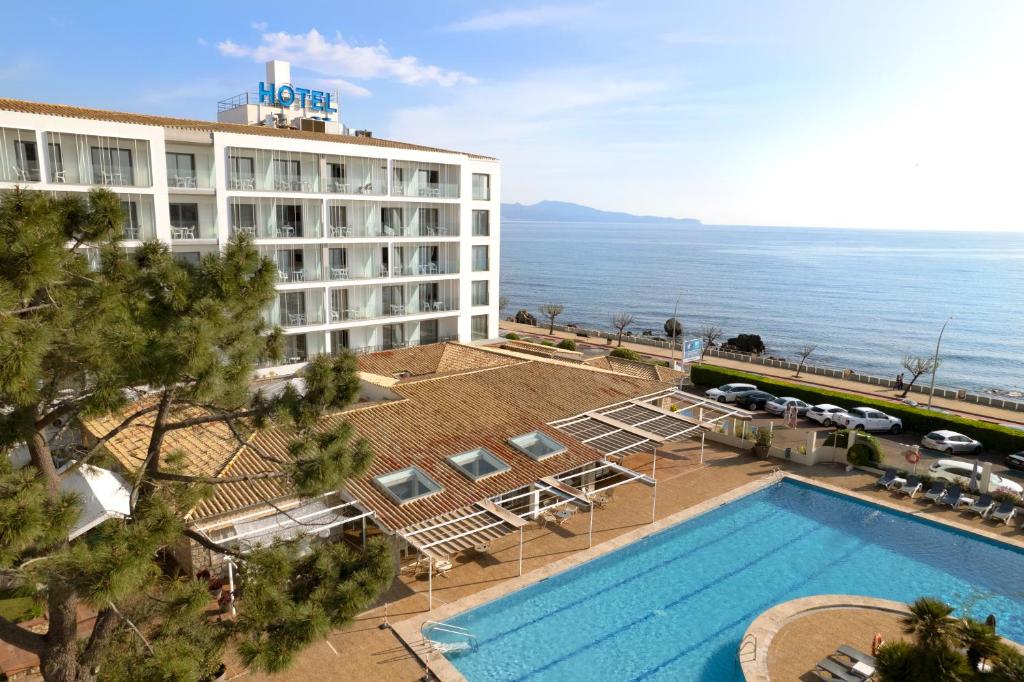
[{"x1": 40, "y1": 581, "x2": 89, "y2": 682}]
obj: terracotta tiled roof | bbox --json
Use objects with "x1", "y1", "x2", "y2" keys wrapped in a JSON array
[
  {"x1": 0, "y1": 98, "x2": 495, "y2": 160},
  {"x1": 81, "y1": 398, "x2": 242, "y2": 478},
  {"x1": 355, "y1": 343, "x2": 523, "y2": 380},
  {"x1": 584, "y1": 355, "x2": 685, "y2": 383}
]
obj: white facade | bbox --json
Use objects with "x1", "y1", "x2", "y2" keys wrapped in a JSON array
[{"x1": 0, "y1": 100, "x2": 500, "y2": 374}]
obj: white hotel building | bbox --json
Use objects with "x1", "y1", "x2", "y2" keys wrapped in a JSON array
[{"x1": 0, "y1": 61, "x2": 500, "y2": 373}]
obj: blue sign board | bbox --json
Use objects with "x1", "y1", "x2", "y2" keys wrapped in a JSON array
[
  {"x1": 682, "y1": 338, "x2": 703, "y2": 362},
  {"x1": 258, "y1": 82, "x2": 338, "y2": 119}
]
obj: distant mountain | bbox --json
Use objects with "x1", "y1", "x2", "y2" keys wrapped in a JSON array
[{"x1": 501, "y1": 200, "x2": 701, "y2": 225}]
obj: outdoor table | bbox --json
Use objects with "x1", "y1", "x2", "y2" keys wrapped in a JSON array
[{"x1": 851, "y1": 661, "x2": 874, "y2": 678}]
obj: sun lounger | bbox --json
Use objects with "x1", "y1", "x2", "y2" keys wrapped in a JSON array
[
  {"x1": 923, "y1": 482, "x2": 946, "y2": 503},
  {"x1": 967, "y1": 494, "x2": 994, "y2": 517},
  {"x1": 896, "y1": 475, "x2": 922, "y2": 497},
  {"x1": 991, "y1": 501, "x2": 1017, "y2": 525},
  {"x1": 939, "y1": 485, "x2": 965, "y2": 507},
  {"x1": 877, "y1": 469, "x2": 899, "y2": 489},
  {"x1": 814, "y1": 657, "x2": 860, "y2": 682},
  {"x1": 836, "y1": 644, "x2": 877, "y2": 668}
]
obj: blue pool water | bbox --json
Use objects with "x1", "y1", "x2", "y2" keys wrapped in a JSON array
[{"x1": 444, "y1": 480, "x2": 1024, "y2": 681}]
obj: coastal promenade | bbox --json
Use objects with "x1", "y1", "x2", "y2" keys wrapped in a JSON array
[{"x1": 497, "y1": 320, "x2": 1024, "y2": 426}]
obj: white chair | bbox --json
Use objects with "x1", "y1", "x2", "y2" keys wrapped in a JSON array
[
  {"x1": 52, "y1": 169, "x2": 67, "y2": 183},
  {"x1": 330, "y1": 310, "x2": 341, "y2": 322},
  {"x1": 330, "y1": 268, "x2": 348, "y2": 280},
  {"x1": 276, "y1": 225, "x2": 295, "y2": 238},
  {"x1": 329, "y1": 225, "x2": 349, "y2": 238},
  {"x1": 122, "y1": 226, "x2": 140, "y2": 240},
  {"x1": 287, "y1": 313, "x2": 306, "y2": 326},
  {"x1": 291, "y1": 269, "x2": 304, "y2": 282}
]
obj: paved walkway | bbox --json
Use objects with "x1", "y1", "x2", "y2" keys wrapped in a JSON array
[{"x1": 498, "y1": 321, "x2": 1024, "y2": 426}]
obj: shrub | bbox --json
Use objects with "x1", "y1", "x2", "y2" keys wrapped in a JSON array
[
  {"x1": 690, "y1": 364, "x2": 1024, "y2": 453},
  {"x1": 504, "y1": 332, "x2": 520, "y2": 340},
  {"x1": 556, "y1": 338, "x2": 577, "y2": 351},
  {"x1": 822, "y1": 429, "x2": 851, "y2": 447},
  {"x1": 848, "y1": 441, "x2": 882, "y2": 466},
  {"x1": 754, "y1": 427, "x2": 774, "y2": 447},
  {"x1": 540, "y1": 340, "x2": 555, "y2": 347},
  {"x1": 609, "y1": 347, "x2": 642, "y2": 361},
  {"x1": 990, "y1": 490, "x2": 1023, "y2": 507}
]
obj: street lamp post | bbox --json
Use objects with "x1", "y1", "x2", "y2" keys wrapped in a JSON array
[
  {"x1": 927, "y1": 315, "x2": 953, "y2": 408},
  {"x1": 670, "y1": 293, "x2": 682, "y2": 370}
]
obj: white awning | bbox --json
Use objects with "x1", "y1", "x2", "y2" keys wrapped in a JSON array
[{"x1": 60, "y1": 463, "x2": 131, "y2": 540}]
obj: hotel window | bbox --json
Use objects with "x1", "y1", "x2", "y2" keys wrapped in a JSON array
[
  {"x1": 273, "y1": 158, "x2": 300, "y2": 182},
  {"x1": 169, "y1": 203, "x2": 199, "y2": 233},
  {"x1": 508, "y1": 431, "x2": 566, "y2": 461},
  {"x1": 174, "y1": 251, "x2": 201, "y2": 266},
  {"x1": 13, "y1": 140, "x2": 40, "y2": 181},
  {"x1": 90, "y1": 146, "x2": 133, "y2": 186},
  {"x1": 448, "y1": 447, "x2": 510, "y2": 481},
  {"x1": 283, "y1": 334, "x2": 307, "y2": 363},
  {"x1": 120, "y1": 201, "x2": 140, "y2": 240},
  {"x1": 472, "y1": 245, "x2": 489, "y2": 272},
  {"x1": 329, "y1": 205, "x2": 347, "y2": 229},
  {"x1": 331, "y1": 329, "x2": 349, "y2": 354},
  {"x1": 471, "y1": 314, "x2": 488, "y2": 341},
  {"x1": 328, "y1": 247, "x2": 347, "y2": 272},
  {"x1": 231, "y1": 203, "x2": 256, "y2": 234},
  {"x1": 472, "y1": 210, "x2": 489, "y2": 236},
  {"x1": 419, "y1": 207, "x2": 440, "y2": 234},
  {"x1": 328, "y1": 162, "x2": 345, "y2": 182},
  {"x1": 47, "y1": 143, "x2": 64, "y2": 183},
  {"x1": 276, "y1": 250, "x2": 304, "y2": 281},
  {"x1": 382, "y1": 323, "x2": 405, "y2": 350},
  {"x1": 392, "y1": 166, "x2": 405, "y2": 193},
  {"x1": 280, "y1": 292, "x2": 306, "y2": 326},
  {"x1": 229, "y1": 155, "x2": 254, "y2": 183},
  {"x1": 472, "y1": 281, "x2": 489, "y2": 306},
  {"x1": 166, "y1": 152, "x2": 196, "y2": 184},
  {"x1": 472, "y1": 173, "x2": 490, "y2": 201},
  {"x1": 420, "y1": 319, "x2": 439, "y2": 345},
  {"x1": 381, "y1": 207, "x2": 403, "y2": 235},
  {"x1": 275, "y1": 205, "x2": 303, "y2": 236}
]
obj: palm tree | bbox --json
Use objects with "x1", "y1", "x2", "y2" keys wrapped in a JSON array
[
  {"x1": 901, "y1": 597, "x2": 956, "y2": 651},
  {"x1": 957, "y1": 618, "x2": 1000, "y2": 671}
]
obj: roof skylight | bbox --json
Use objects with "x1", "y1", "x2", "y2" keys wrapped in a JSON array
[
  {"x1": 447, "y1": 447, "x2": 511, "y2": 481},
  {"x1": 373, "y1": 466, "x2": 443, "y2": 505},
  {"x1": 507, "y1": 431, "x2": 566, "y2": 461}
]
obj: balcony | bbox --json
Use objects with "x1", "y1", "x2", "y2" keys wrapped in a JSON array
[
  {"x1": 323, "y1": 155, "x2": 387, "y2": 196},
  {"x1": 327, "y1": 201, "x2": 460, "y2": 239},
  {"x1": 169, "y1": 196, "x2": 218, "y2": 240},
  {"x1": 119, "y1": 196, "x2": 157, "y2": 241},
  {"x1": 1, "y1": 128, "x2": 41, "y2": 183},
  {"x1": 327, "y1": 281, "x2": 459, "y2": 324},
  {"x1": 166, "y1": 145, "x2": 215, "y2": 190},
  {"x1": 228, "y1": 198, "x2": 323, "y2": 240},
  {"x1": 43, "y1": 132, "x2": 152, "y2": 187},
  {"x1": 227, "y1": 147, "x2": 321, "y2": 193},
  {"x1": 391, "y1": 161, "x2": 460, "y2": 199}
]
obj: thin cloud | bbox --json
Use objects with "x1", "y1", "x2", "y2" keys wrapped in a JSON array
[
  {"x1": 0, "y1": 60, "x2": 39, "y2": 81},
  {"x1": 219, "y1": 28, "x2": 475, "y2": 87},
  {"x1": 448, "y1": 5, "x2": 588, "y2": 31},
  {"x1": 659, "y1": 32, "x2": 735, "y2": 46},
  {"x1": 197, "y1": 37, "x2": 208, "y2": 47},
  {"x1": 251, "y1": 21, "x2": 268, "y2": 31},
  {"x1": 317, "y1": 78, "x2": 372, "y2": 98}
]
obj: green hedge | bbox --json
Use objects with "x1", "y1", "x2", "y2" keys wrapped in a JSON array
[{"x1": 691, "y1": 364, "x2": 1024, "y2": 453}]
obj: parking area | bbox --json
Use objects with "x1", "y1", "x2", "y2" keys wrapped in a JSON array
[{"x1": 675, "y1": 387, "x2": 1023, "y2": 482}]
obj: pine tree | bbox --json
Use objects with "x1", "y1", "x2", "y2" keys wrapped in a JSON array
[{"x1": 0, "y1": 189, "x2": 392, "y2": 681}]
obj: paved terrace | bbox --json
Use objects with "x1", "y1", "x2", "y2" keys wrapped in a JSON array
[
  {"x1": 218, "y1": 442, "x2": 1021, "y2": 681},
  {"x1": 498, "y1": 320, "x2": 1024, "y2": 426}
]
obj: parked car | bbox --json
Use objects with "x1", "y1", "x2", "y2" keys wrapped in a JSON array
[
  {"x1": 1005, "y1": 452, "x2": 1024, "y2": 471},
  {"x1": 805, "y1": 403, "x2": 848, "y2": 426},
  {"x1": 921, "y1": 430, "x2": 983, "y2": 455},
  {"x1": 734, "y1": 390, "x2": 776, "y2": 410},
  {"x1": 705, "y1": 383, "x2": 758, "y2": 403},
  {"x1": 765, "y1": 397, "x2": 810, "y2": 416},
  {"x1": 929, "y1": 459, "x2": 1024, "y2": 495},
  {"x1": 835, "y1": 407, "x2": 903, "y2": 434}
]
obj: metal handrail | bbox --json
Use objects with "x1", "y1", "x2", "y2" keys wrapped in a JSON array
[{"x1": 738, "y1": 633, "x2": 757, "y2": 661}]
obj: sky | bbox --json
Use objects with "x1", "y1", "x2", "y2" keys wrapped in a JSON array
[{"x1": 3, "y1": 1, "x2": 1022, "y2": 230}]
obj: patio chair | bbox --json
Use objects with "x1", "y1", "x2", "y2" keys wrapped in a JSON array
[
  {"x1": 814, "y1": 657, "x2": 860, "y2": 682},
  {"x1": 991, "y1": 501, "x2": 1017, "y2": 525},
  {"x1": 896, "y1": 475, "x2": 922, "y2": 498},
  {"x1": 967, "y1": 494, "x2": 994, "y2": 517},
  {"x1": 923, "y1": 482, "x2": 947, "y2": 503},
  {"x1": 836, "y1": 644, "x2": 877, "y2": 668},
  {"x1": 938, "y1": 485, "x2": 965, "y2": 507},
  {"x1": 876, "y1": 469, "x2": 899, "y2": 489}
]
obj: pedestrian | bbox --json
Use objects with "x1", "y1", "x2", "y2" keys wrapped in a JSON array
[{"x1": 895, "y1": 373, "x2": 904, "y2": 391}]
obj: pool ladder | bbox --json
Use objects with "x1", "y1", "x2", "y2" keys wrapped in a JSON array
[
  {"x1": 738, "y1": 633, "x2": 757, "y2": 662},
  {"x1": 421, "y1": 620, "x2": 478, "y2": 656}
]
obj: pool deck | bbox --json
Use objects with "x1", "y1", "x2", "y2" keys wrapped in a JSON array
[{"x1": 224, "y1": 448, "x2": 1024, "y2": 682}]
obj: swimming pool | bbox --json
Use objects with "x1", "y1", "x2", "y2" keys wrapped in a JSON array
[{"x1": 443, "y1": 479, "x2": 1024, "y2": 681}]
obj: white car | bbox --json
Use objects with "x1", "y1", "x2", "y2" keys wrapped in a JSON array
[
  {"x1": 765, "y1": 397, "x2": 810, "y2": 416},
  {"x1": 835, "y1": 406, "x2": 903, "y2": 434},
  {"x1": 806, "y1": 403, "x2": 848, "y2": 426},
  {"x1": 705, "y1": 383, "x2": 758, "y2": 403},
  {"x1": 921, "y1": 430, "x2": 983, "y2": 455},
  {"x1": 929, "y1": 459, "x2": 1023, "y2": 495}
]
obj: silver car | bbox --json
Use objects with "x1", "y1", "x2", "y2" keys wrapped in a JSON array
[{"x1": 921, "y1": 430, "x2": 982, "y2": 455}]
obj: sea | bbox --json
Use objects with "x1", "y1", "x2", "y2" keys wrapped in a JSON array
[{"x1": 499, "y1": 222, "x2": 1024, "y2": 396}]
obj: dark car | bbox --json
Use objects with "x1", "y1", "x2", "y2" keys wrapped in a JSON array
[
  {"x1": 735, "y1": 390, "x2": 776, "y2": 410},
  {"x1": 1006, "y1": 452, "x2": 1024, "y2": 471}
]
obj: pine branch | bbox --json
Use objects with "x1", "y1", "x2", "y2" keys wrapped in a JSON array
[
  {"x1": 107, "y1": 601, "x2": 153, "y2": 655},
  {"x1": 150, "y1": 470, "x2": 290, "y2": 485},
  {"x1": 183, "y1": 528, "x2": 243, "y2": 559},
  {"x1": 0, "y1": 615, "x2": 45, "y2": 655},
  {"x1": 162, "y1": 408, "x2": 264, "y2": 432},
  {"x1": 59, "y1": 403, "x2": 161, "y2": 480},
  {"x1": 81, "y1": 607, "x2": 119, "y2": 668}
]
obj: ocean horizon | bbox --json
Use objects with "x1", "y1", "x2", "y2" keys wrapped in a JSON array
[{"x1": 499, "y1": 221, "x2": 1024, "y2": 396}]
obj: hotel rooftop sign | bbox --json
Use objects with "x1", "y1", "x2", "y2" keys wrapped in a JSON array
[{"x1": 258, "y1": 81, "x2": 337, "y2": 118}]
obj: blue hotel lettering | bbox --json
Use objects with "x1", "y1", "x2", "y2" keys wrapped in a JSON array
[{"x1": 258, "y1": 82, "x2": 337, "y2": 116}]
